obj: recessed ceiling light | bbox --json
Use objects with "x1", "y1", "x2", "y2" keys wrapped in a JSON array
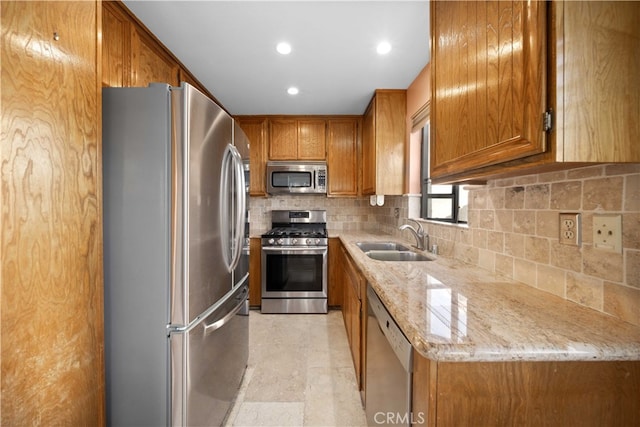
[
  {"x1": 287, "y1": 87, "x2": 299, "y2": 95},
  {"x1": 276, "y1": 42, "x2": 292, "y2": 55},
  {"x1": 377, "y1": 41, "x2": 392, "y2": 55}
]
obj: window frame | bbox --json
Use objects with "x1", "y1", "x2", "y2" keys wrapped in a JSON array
[{"x1": 420, "y1": 124, "x2": 468, "y2": 223}]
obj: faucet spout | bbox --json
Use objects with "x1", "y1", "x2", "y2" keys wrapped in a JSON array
[{"x1": 399, "y1": 221, "x2": 427, "y2": 251}]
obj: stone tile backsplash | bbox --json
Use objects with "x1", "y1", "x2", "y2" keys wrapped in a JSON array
[
  {"x1": 250, "y1": 164, "x2": 639, "y2": 326},
  {"x1": 249, "y1": 195, "x2": 384, "y2": 236},
  {"x1": 421, "y1": 164, "x2": 640, "y2": 327}
]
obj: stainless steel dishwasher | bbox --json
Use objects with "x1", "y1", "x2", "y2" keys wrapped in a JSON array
[{"x1": 366, "y1": 284, "x2": 414, "y2": 427}]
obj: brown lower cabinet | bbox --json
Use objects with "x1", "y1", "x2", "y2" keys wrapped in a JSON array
[
  {"x1": 249, "y1": 237, "x2": 262, "y2": 307},
  {"x1": 337, "y1": 241, "x2": 367, "y2": 397},
  {"x1": 412, "y1": 353, "x2": 640, "y2": 426},
  {"x1": 328, "y1": 238, "x2": 342, "y2": 307}
]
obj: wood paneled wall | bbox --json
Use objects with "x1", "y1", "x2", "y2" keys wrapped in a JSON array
[{"x1": 1, "y1": 2, "x2": 105, "y2": 424}]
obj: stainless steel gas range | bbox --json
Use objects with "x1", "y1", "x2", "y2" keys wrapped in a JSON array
[{"x1": 261, "y1": 210, "x2": 328, "y2": 314}]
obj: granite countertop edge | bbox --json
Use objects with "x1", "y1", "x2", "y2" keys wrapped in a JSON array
[{"x1": 334, "y1": 231, "x2": 640, "y2": 363}]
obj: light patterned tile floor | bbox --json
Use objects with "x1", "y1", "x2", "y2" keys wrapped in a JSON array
[{"x1": 224, "y1": 310, "x2": 367, "y2": 427}]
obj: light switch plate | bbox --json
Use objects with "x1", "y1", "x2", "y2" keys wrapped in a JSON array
[
  {"x1": 592, "y1": 214, "x2": 622, "y2": 253},
  {"x1": 559, "y1": 213, "x2": 581, "y2": 246}
]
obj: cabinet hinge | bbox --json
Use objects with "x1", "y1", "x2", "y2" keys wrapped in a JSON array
[{"x1": 543, "y1": 109, "x2": 554, "y2": 132}]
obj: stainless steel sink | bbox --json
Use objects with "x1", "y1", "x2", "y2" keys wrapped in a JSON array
[
  {"x1": 365, "y1": 250, "x2": 433, "y2": 262},
  {"x1": 356, "y1": 241, "x2": 410, "y2": 252}
]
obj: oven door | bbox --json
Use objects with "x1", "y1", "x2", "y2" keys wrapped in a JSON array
[{"x1": 261, "y1": 246, "x2": 327, "y2": 298}]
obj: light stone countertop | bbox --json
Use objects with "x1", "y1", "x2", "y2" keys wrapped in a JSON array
[{"x1": 335, "y1": 231, "x2": 640, "y2": 362}]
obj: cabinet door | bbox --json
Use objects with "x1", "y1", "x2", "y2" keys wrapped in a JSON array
[
  {"x1": 344, "y1": 263, "x2": 362, "y2": 386},
  {"x1": 328, "y1": 238, "x2": 343, "y2": 307},
  {"x1": 412, "y1": 353, "x2": 437, "y2": 426},
  {"x1": 374, "y1": 90, "x2": 406, "y2": 195},
  {"x1": 102, "y1": 2, "x2": 130, "y2": 87},
  {"x1": 430, "y1": 0, "x2": 547, "y2": 180},
  {"x1": 297, "y1": 119, "x2": 326, "y2": 160},
  {"x1": 249, "y1": 238, "x2": 262, "y2": 306},
  {"x1": 361, "y1": 99, "x2": 376, "y2": 195},
  {"x1": 557, "y1": 1, "x2": 640, "y2": 163},
  {"x1": 349, "y1": 286, "x2": 362, "y2": 385},
  {"x1": 237, "y1": 117, "x2": 268, "y2": 196},
  {"x1": 130, "y1": 27, "x2": 179, "y2": 87},
  {"x1": 341, "y1": 260, "x2": 352, "y2": 345},
  {"x1": 327, "y1": 119, "x2": 359, "y2": 197},
  {"x1": 269, "y1": 119, "x2": 298, "y2": 160},
  {"x1": 342, "y1": 248, "x2": 363, "y2": 387}
]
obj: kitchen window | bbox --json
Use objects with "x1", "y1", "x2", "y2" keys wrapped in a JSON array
[{"x1": 421, "y1": 124, "x2": 468, "y2": 223}]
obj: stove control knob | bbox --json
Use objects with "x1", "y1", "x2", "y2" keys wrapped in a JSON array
[
  {"x1": 292, "y1": 238, "x2": 298, "y2": 245},
  {"x1": 306, "y1": 238, "x2": 312, "y2": 245},
  {"x1": 315, "y1": 238, "x2": 321, "y2": 245},
  {"x1": 277, "y1": 238, "x2": 284, "y2": 245},
  {"x1": 268, "y1": 238, "x2": 275, "y2": 245}
]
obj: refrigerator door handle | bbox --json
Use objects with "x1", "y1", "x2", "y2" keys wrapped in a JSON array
[
  {"x1": 203, "y1": 296, "x2": 247, "y2": 334},
  {"x1": 219, "y1": 143, "x2": 246, "y2": 272},
  {"x1": 220, "y1": 145, "x2": 232, "y2": 270},
  {"x1": 230, "y1": 145, "x2": 246, "y2": 272}
]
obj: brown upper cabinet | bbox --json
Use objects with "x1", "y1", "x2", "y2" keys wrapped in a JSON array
[
  {"x1": 130, "y1": 25, "x2": 179, "y2": 87},
  {"x1": 236, "y1": 117, "x2": 269, "y2": 196},
  {"x1": 361, "y1": 90, "x2": 406, "y2": 196},
  {"x1": 102, "y1": 1, "x2": 214, "y2": 101},
  {"x1": 430, "y1": 1, "x2": 640, "y2": 184},
  {"x1": 327, "y1": 118, "x2": 360, "y2": 197},
  {"x1": 237, "y1": 116, "x2": 359, "y2": 197},
  {"x1": 269, "y1": 119, "x2": 327, "y2": 160}
]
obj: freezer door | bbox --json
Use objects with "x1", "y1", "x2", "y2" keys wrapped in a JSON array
[
  {"x1": 171, "y1": 83, "x2": 235, "y2": 326},
  {"x1": 170, "y1": 281, "x2": 249, "y2": 426}
]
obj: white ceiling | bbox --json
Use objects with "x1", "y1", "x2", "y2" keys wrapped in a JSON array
[{"x1": 123, "y1": 0, "x2": 430, "y2": 116}]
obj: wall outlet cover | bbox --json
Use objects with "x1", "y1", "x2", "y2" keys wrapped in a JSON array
[
  {"x1": 592, "y1": 214, "x2": 622, "y2": 253},
  {"x1": 559, "y1": 213, "x2": 581, "y2": 246}
]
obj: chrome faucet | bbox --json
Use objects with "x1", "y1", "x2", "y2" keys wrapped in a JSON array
[{"x1": 399, "y1": 219, "x2": 428, "y2": 251}]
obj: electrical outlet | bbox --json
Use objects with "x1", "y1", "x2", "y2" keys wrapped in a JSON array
[
  {"x1": 593, "y1": 214, "x2": 622, "y2": 253},
  {"x1": 559, "y1": 213, "x2": 581, "y2": 246}
]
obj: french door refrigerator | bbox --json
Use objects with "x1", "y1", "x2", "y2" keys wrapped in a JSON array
[{"x1": 102, "y1": 83, "x2": 250, "y2": 426}]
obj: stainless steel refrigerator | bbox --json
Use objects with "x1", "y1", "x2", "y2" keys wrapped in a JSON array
[{"x1": 102, "y1": 82, "x2": 250, "y2": 426}]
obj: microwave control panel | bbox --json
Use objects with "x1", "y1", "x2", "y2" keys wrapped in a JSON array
[{"x1": 317, "y1": 169, "x2": 326, "y2": 191}]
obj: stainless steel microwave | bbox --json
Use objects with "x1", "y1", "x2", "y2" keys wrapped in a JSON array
[{"x1": 266, "y1": 161, "x2": 327, "y2": 195}]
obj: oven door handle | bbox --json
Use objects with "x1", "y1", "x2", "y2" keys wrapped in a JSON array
[{"x1": 261, "y1": 246, "x2": 327, "y2": 255}]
